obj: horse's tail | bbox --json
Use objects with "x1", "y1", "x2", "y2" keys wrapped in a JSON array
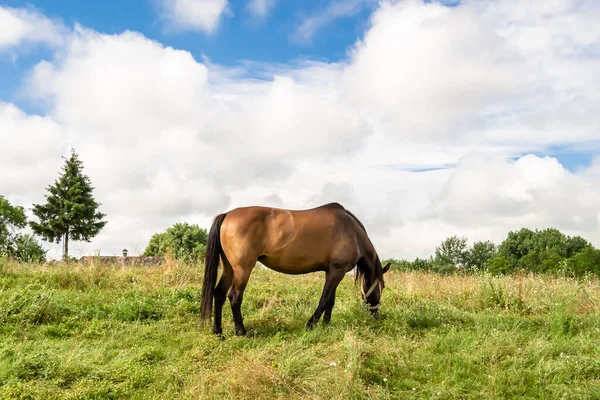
[{"x1": 200, "y1": 212, "x2": 227, "y2": 322}]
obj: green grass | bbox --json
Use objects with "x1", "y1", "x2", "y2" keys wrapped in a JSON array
[{"x1": 1, "y1": 260, "x2": 600, "y2": 399}]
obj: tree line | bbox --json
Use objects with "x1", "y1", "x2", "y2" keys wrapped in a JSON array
[{"x1": 383, "y1": 228, "x2": 600, "y2": 277}]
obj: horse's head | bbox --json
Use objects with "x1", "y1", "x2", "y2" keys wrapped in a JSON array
[{"x1": 361, "y1": 259, "x2": 391, "y2": 315}]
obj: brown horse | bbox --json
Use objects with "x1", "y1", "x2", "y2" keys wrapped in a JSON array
[{"x1": 199, "y1": 202, "x2": 391, "y2": 336}]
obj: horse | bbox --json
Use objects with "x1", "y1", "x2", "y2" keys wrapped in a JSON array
[{"x1": 199, "y1": 202, "x2": 391, "y2": 336}]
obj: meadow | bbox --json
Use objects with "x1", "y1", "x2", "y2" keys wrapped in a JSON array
[{"x1": 1, "y1": 259, "x2": 599, "y2": 399}]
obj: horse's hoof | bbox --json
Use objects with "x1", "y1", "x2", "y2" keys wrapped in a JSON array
[{"x1": 235, "y1": 328, "x2": 247, "y2": 336}]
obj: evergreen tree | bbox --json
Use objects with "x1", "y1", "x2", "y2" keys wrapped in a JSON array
[{"x1": 29, "y1": 149, "x2": 107, "y2": 260}]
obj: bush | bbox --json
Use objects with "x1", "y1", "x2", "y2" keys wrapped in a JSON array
[
  {"x1": 0, "y1": 196, "x2": 47, "y2": 263},
  {"x1": 7, "y1": 234, "x2": 47, "y2": 263},
  {"x1": 565, "y1": 247, "x2": 600, "y2": 277},
  {"x1": 143, "y1": 222, "x2": 207, "y2": 264}
]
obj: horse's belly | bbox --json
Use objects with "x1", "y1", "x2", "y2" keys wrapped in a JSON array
[{"x1": 258, "y1": 255, "x2": 325, "y2": 274}]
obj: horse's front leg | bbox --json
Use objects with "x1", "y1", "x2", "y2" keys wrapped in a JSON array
[{"x1": 306, "y1": 267, "x2": 345, "y2": 329}]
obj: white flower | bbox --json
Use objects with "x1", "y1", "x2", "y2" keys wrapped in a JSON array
[{"x1": 383, "y1": 378, "x2": 387, "y2": 382}]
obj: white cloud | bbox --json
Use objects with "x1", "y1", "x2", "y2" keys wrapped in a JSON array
[
  {"x1": 341, "y1": 0, "x2": 522, "y2": 142},
  {"x1": 157, "y1": 0, "x2": 229, "y2": 34},
  {"x1": 3, "y1": 0, "x2": 600, "y2": 261},
  {"x1": 0, "y1": 102, "x2": 68, "y2": 197},
  {"x1": 247, "y1": 0, "x2": 278, "y2": 19},
  {"x1": 428, "y1": 154, "x2": 600, "y2": 230},
  {"x1": 395, "y1": 153, "x2": 600, "y2": 259},
  {"x1": 0, "y1": 5, "x2": 66, "y2": 52}
]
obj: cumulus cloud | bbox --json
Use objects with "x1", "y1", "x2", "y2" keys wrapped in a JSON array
[
  {"x1": 0, "y1": 5, "x2": 66, "y2": 52},
  {"x1": 0, "y1": 102, "x2": 67, "y2": 197},
  {"x1": 3, "y1": 0, "x2": 600, "y2": 260},
  {"x1": 438, "y1": 154, "x2": 599, "y2": 232},
  {"x1": 26, "y1": 28, "x2": 210, "y2": 136},
  {"x1": 390, "y1": 154, "x2": 600, "y2": 259},
  {"x1": 157, "y1": 0, "x2": 229, "y2": 34},
  {"x1": 341, "y1": 0, "x2": 523, "y2": 142}
]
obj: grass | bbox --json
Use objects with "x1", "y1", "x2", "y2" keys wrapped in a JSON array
[{"x1": 1, "y1": 260, "x2": 600, "y2": 399}]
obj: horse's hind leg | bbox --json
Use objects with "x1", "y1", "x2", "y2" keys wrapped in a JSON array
[
  {"x1": 306, "y1": 266, "x2": 346, "y2": 329},
  {"x1": 228, "y1": 262, "x2": 255, "y2": 336},
  {"x1": 212, "y1": 256, "x2": 233, "y2": 335}
]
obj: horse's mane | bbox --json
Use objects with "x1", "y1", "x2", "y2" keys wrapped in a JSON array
[
  {"x1": 338, "y1": 207, "x2": 373, "y2": 287},
  {"x1": 344, "y1": 208, "x2": 367, "y2": 234}
]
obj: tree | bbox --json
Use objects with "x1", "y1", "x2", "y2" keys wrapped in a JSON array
[
  {"x1": 468, "y1": 240, "x2": 497, "y2": 270},
  {"x1": 497, "y1": 227, "x2": 592, "y2": 273},
  {"x1": 0, "y1": 196, "x2": 47, "y2": 263},
  {"x1": 566, "y1": 247, "x2": 600, "y2": 276},
  {"x1": 497, "y1": 228, "x2": 536, "y2": 271},
  {"x1": 566, "y1": 235, "x2": 591, "y2": 258},
  {"x1": 29, "y1": 150, "x2": 107, "y2": 260},
  {"x1": 433, "y1": 235, "x2": 470, "y2": 269},
  {"x1": 485, "y1": 254, "x2": 509, "y2": 275},
  {"x1": 518, "y1": 248, "x2": 565, "y2": 273},
  {"x1": 0, "y1": 195, "x2": 27, "y2": 248},
  {"x1": 143, "y1": 222, "x2": 208, "y2": 264},
  {"x1": 534, "y1": 228, "x2": 568, "y2": 258}
]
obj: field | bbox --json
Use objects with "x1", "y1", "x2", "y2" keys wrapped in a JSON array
[{"x1": 1, "y1": 260, "x2": 600, "y2": 399}]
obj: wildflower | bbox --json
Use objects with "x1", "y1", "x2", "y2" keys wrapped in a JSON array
[
  {"x1": 383, "y1": 378, "x2": 387, "y2": 382},
  {"x1": 329, "y1": 362, "x2": 337, "y2": 367}
]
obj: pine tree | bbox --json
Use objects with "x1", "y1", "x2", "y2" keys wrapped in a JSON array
[{"x1": 29, "y1": 149, "x2": 107, "y2": 260}]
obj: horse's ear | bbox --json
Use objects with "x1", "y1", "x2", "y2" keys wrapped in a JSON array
[{"x1": 382, "y1": 262, "x2": 391, "y2": 274}]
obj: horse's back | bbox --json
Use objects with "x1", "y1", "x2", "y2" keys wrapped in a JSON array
[{"x1": 220, "y1": 203, "x2": 367, "y2": 272}]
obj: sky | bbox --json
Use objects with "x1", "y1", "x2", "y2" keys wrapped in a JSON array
[{"x1": 1, "y1": 0, "x2": 600, "y2": 261}]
